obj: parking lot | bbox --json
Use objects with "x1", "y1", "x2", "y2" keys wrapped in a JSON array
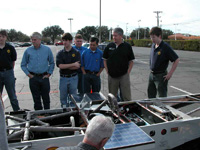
[{"x1": 2, "y1": 45, "x2": 200, "y2": 112}]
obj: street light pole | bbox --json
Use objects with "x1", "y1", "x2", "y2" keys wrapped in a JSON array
[
  {"x1": 138, "y1": 20, "x2": 141, "y2": 40},
  {"x1": 174, "y1": 23, "x2": 178, "y2": 40},
  {"x1": 68, "y1": 18, "x2": 73, "y2": 33},
  {"x1": 126, "y1": 23, "x2": 128, "y2": 40}
]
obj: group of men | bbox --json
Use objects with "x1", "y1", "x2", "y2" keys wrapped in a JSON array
[
  {"x1": 0, "y1": 26, "x2": 179, "y2": 150},
  {"x1": 0, "y1": 26, "x2": 179, "y2": 112}
]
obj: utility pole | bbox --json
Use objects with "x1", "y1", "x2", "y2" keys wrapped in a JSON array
[
  {"x1": 68, "y1": 18, "x2": 73, "y2": 33},
  {"x1": 99, "y1": 0, "x2": 101, "y2": 43},
  {"x1": 153, "y1": 11, "x2": 162, "y2": 27}
]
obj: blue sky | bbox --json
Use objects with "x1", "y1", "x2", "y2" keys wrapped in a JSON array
[{"x1": 1, "y1": 0, "x2": 200, "y2": 36}]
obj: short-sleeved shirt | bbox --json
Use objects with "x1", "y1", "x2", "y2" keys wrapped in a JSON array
[
  {"x1": 103, "y1": 42, "x2": 135, "y2": 78},
  {"x1": 81, "y1": 48, "x2": 104, "y2": 72},
  {"x1": 0, "y1": 43, "x2": 16, "y2": 70},
  {"x1": 150, "y1": 41, "x2": 179, "y2": 72},
  {"x1": 72, "y1": 46, "x2": 88, "y2": 56},
  {"x1": 56, "y1": 47, "x2": 81, "y2": 75}
]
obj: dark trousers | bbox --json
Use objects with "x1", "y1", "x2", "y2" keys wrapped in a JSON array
[
  {"x1": 29, "y1": 76, "x2": 50, "y2": 110},
  {"x1": 147, "y1": 71, "x2": 168, "y2": 98},
  {"x1": 77, "y1": 72, "x2": 84, "y2": 94},
  {"x1": 0, "y1": 69, "x2": 20, "y2": 111},
  {"x1": 83, "y1": 74, "x2": 100, "y2": 93}
]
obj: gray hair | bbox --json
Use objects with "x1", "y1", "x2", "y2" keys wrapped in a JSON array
[
  {"x1": 85, "y1": 115, "x2": 115, "y2": 145},
  {"x1": 113, "y1": 27, "x2": 124, "y2": 36},
  {"x1": 30, "y1": 32, "x2": 42, "y2": 39}
]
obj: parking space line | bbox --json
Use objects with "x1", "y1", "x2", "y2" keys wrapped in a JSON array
[
  {"x1": 170, "y1": 86, "x2": 193, "y2": 95},
  {"x1": 3, "y1": 95, "x2": 8, "y2": 102},
  {"x1": 135, "y1": 59, "x2": 148, "y2": 64}
]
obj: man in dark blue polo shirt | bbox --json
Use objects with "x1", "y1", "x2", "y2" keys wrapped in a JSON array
[
  {"x1": 21, "y1": 32, "x2": 55, "y2": 110},
  {"x1": 0, "y1": 30, "x2": 20, "y2": 111},
  {"x1": 148, "y1": 27, "x2": 180, "y2": 98},
  {"x1": 103, "y1": 27, "x2": 135, "y2": 101},
  {"x1": 81, "y1": 37, "x2": 104, "y2": 93},
  {"x1": 56, "y1": 33, "x2": 81, "y2": 107},
  {"x1": 72, "y1": 34, "x2": 88, "y2": 94}
]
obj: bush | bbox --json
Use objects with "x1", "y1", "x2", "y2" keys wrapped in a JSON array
[{"x1": 131, "y1": 39, "x2": 200, "y2": 52}]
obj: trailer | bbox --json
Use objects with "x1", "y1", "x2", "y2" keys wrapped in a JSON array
[{"x1": 6, "y1": 92, "x2": 200, "y2": 150}]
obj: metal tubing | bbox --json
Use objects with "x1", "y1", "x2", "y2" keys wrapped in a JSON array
[
  {"x1": 6, "y1": 115, "x2": 26, "y2": 122},
  {"x1": 7, "y1": 129, "x2": 24, "y2": 141},
  {"x1": 93, "y1": 99, "x2": 108, "y2": 113},
  {"x1": 29, "y1": 126, "x2": 86, "y2": 132}
]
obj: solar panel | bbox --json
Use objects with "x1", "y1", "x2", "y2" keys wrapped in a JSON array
[{"x1": 104, "y1": 122, "x2": 154, "y2": 150}]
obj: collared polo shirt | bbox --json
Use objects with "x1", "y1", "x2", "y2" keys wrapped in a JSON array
[
  {"x1": 21, "y1": 44, "x2": 55, "y2": 75},
  {"x1": 72, "y1": 45, "x2": 88, "y2": 56},
  {"x1": 103, "y1": 42, "x2": 135, "y2": 78},
  {"x1": 150, "y1": 41, "x2": 179, "y2": 72},
  {"x1": 56, "y1": 47, "x2": 81, "y2": 75},
  {"x1": 0, "y1": 43, "x2": 16, "y2": 70},
  {"x1": 81, "y1": 48, "x2": 104, "y2": 72}
]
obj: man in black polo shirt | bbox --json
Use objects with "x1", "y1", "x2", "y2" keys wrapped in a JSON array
[
  {"x1": 56, "y1": 33, "x2": 81, "y2": 108},
  {"x1": 148, "y1": 27, "x2": 180, "y2": 98},
  {"x1": 0, "y1": 30, "x2": 20, "y2": 111},
  {"x1": 103, "y1": 27, "x2": 135, "y2": 101}
]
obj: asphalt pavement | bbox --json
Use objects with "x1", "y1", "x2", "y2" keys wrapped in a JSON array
[{"x1": 2, "y1": 45, "x2": 200, "y2": 112}]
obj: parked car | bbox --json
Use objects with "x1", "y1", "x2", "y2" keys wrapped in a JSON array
[
  {"x1": 20, "y1": 42, "x2": 32, "y2": 47},
  {"x1": 55, "y1": 41, "x2": 63, "y2": 46},
  {"x1": 82, "y1": 43, "x2": 89, "y2": 48},
  {"x1": 98, "y1": 44, "x2": 107, "y2": 51},
  {"x1": 7, "y1": 42, "x2": 15, "y2": 47}
]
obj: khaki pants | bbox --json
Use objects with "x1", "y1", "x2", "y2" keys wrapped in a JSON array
[{"x1": 108, "y1": 73, "x2": 131, "y2": 101}]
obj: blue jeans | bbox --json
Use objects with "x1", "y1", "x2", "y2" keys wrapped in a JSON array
[
  {"x1": 0, "y1": 69, "x2": 20, "y2": 111},
  {"x1": 83, "y1": 74, "x2": 101, "y2": 93},
  {"x1": 59, "y1": 75, "x2": 78, "y2": 107},
  {"x1": 29, "y1": 76, "x2": 50, "y2": 110}
]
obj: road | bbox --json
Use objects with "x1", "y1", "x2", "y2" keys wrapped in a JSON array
[{"x1": 2, "y1": 45, "x2": 200, "y2": 112}]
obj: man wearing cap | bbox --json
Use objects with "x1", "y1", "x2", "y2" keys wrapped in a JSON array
[
  {"x1": 21, "y1": 32, "x2": 55, "y2": 110},
  {"x1": 0, "y1": 29, "x2": 20, "y2": 111}
]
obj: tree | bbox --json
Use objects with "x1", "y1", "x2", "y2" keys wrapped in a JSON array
[
  {"x1": 162, "y1": 29, "x2": 173, "y2": 39},
  {"x1": 42, "y1": 25, "x2": 64, "y2": 44},
  {"x1": 96, "y1": 26, "x2": 109, "y2": 42},
  {"x1": 130, "y1": 27, "x2": 150, "y2": 40},
  {"x1": 77, "y1": 26, "x2": 97, "y2": 42},
  {"x1": 17, "y1": 31, "x2": 30, "y2": 42},
  {"x1": 7, "y1": 29, "x2": 18, "y2": 42}
]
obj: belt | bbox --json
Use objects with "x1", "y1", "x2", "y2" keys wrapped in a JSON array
[
  {"x1": 60, "y1": 73, "x2": 77, "y2": 78},
  {"x1": 0, "y1": 68, "x2": 12, "y2": 72},
  {"x1": 85, "y1": 70, "x2": 98, "y2": 74},
  {"x1": 151, "y1": 70, "x2": 166, "y2": 74},
  {"x1": 30, "y1": 72, "x2": 48, "y2": 76}
]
